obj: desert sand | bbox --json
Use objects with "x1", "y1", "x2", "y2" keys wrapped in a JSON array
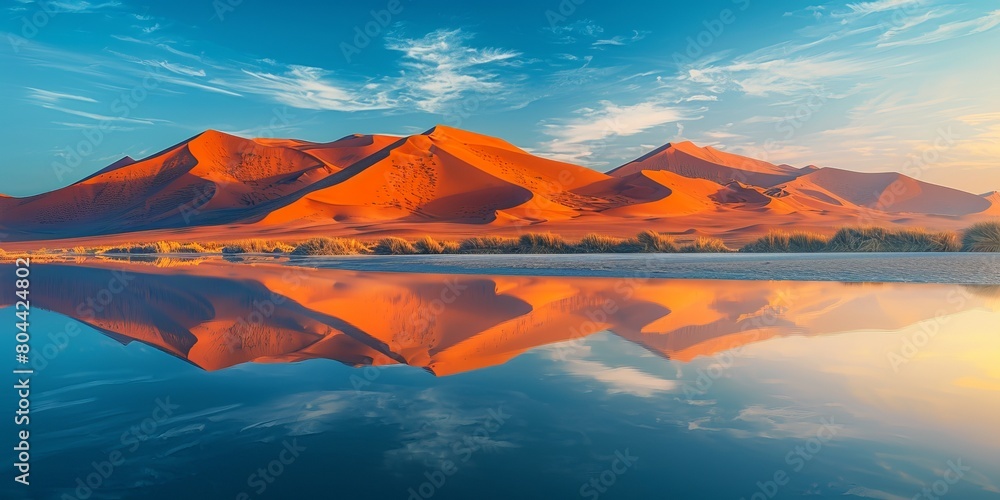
[{"x1": 0, "y1": 126, "x2": 997, "y2": 249}]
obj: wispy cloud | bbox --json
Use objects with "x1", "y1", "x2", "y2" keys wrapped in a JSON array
[
  {"x1": 593, "y1": 30, "x2": 650, "y2": 47},
  {"x1": 26, "y1": 88, "x2": 97, "y2": 104},
  {"x1": 11, "y1": 0, "x2": 122, "y2": 13},
  {"x1": 385, "y1": 29, "x2": 522, "y2": 114},
  {"x1": 233, "y1": 65, "x2": 390, "y2": 111},
  {"x1": 843, "y1": 0, "x2": 920, "y2": 17},
  {"x1": 878, "y1": 9, "x2": 1000, "y2": 48},
  {"x1": 876, "y1": 8, "x2": 953, "y2": 43},
  {"x1": 540, "y1": 100, "x2": 700, "y2": 164}
]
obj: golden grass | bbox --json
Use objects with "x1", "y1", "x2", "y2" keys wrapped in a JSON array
[
  {"x1": 413, "y1": 236, "x2": 460, "y2": 254},
  {"x1": 221, "y1": 239, "x2": 296, "y2": 254},
  {"x1": 635, "y1": 230, "x2": 679, "y2": 253},
  {"x1": 962, "y1": 220, "x2": 1000, "y2": 252},
  {"x1": 681, "y1": 237, "x2": 734, "y2": 253},
  {"x1": 290, "y1": 237, "x2": 371, "y2": 256},
  {"x1": 518, "y1": 233, "x2": 568, "y2": 253},
  {"x1": 374, "y1": 237, "x2": 419, "y2": 255}
]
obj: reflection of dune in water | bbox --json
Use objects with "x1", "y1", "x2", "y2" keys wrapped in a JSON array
[{"x1": 0, "y1": 259, "x2": 991, "y2": 375}]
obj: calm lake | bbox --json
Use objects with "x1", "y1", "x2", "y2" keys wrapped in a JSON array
[{"x1": 3, "y1": 255, "x2": 999, "y2": 499}]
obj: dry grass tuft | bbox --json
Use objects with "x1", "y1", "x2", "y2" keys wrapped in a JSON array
[
  {"x1": 826, "y1": 227, "x2": 960, "y2": 252},
  {"x1": 577, "y1": 234, "x2": 641, "y2": 253},
  {"x1": 635, "y1": 230, "x2": 679, "y2": 253},
  {"x1": 373, "y1": 237, "x2": 419, "y2": 255},
  {"x1": 459, "y1": 236, "x2": 520, "y2": 254},
  {"x1": 962, "y1": 220, "x2": 1000, "y2": 252},
  {"x1": 518, "y1": 233, "x2": 568, "y2": 253},
  {"x1": 681, "y1": 237, "x2": 734, "y2": 253},
  {"x1": 290, "y1": 237, "x2": 370, "y2": 256},
  {"x1": 741, "y1": 231, "x2": 830, "y2": 253}
]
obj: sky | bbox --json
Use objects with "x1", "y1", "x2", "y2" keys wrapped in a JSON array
[{"x1": 1, "y1": 0, "x2": 999, "y2": 196}]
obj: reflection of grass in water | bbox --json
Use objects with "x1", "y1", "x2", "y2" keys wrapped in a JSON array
[{"x1": 962, "y1": 285, "x2": 1000, "y2": 299}]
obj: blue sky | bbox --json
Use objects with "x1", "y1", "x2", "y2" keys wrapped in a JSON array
[{"x1": 1, "y1": 0, "x2": 999, "y2": 196}]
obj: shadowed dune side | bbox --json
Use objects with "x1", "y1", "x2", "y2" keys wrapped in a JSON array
[{"x1": 0, "y1": 260, "x2": 993, "y2": 375}]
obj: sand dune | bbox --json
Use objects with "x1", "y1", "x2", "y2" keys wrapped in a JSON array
[
  {"x1": 982, "y1": 191, "x2": 1000, "y2": 215},
  {"x1": 0, "y1": 126, "x2": 996, "y2": 246},
  {"x1": 609, "y1": 141, "x2": 805, "y2": 187},
  {"x1": 776, "y1": 167, "x2": 993, "y2": 217}
]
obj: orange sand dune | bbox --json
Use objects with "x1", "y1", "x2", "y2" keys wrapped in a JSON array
[
  {"x1": 777, "y1": 167, "x2": 993, "y2": 217},
  {"x1": 261, "y1": 125, "x2": 618, "y2": 226},
  {"x1": 1, "y1": 259, "x2": 992, "y2": 374},
  {"x1": 1, "y1": 126, "x2": 997, "y2": 247},
  {"x1": 609, "y1": 141, "x2": 806, "y2": 187},
  {"x1": 981, "y1": 191, "x2": 1000, "y2": 215}
]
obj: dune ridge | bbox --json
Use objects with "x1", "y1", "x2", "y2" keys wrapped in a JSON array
[{"x1": 0, "y1": 126, "x2": 997, "y2": 248}]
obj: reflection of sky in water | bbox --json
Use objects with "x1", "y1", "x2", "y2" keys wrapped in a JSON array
[{"x1": 4, "y1": 294, "x2": 1000, "y2": 499}]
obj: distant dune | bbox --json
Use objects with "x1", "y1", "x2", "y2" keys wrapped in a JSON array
[{"x1": 0, "y1": 125, "x2": 997, "y2": 248}]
